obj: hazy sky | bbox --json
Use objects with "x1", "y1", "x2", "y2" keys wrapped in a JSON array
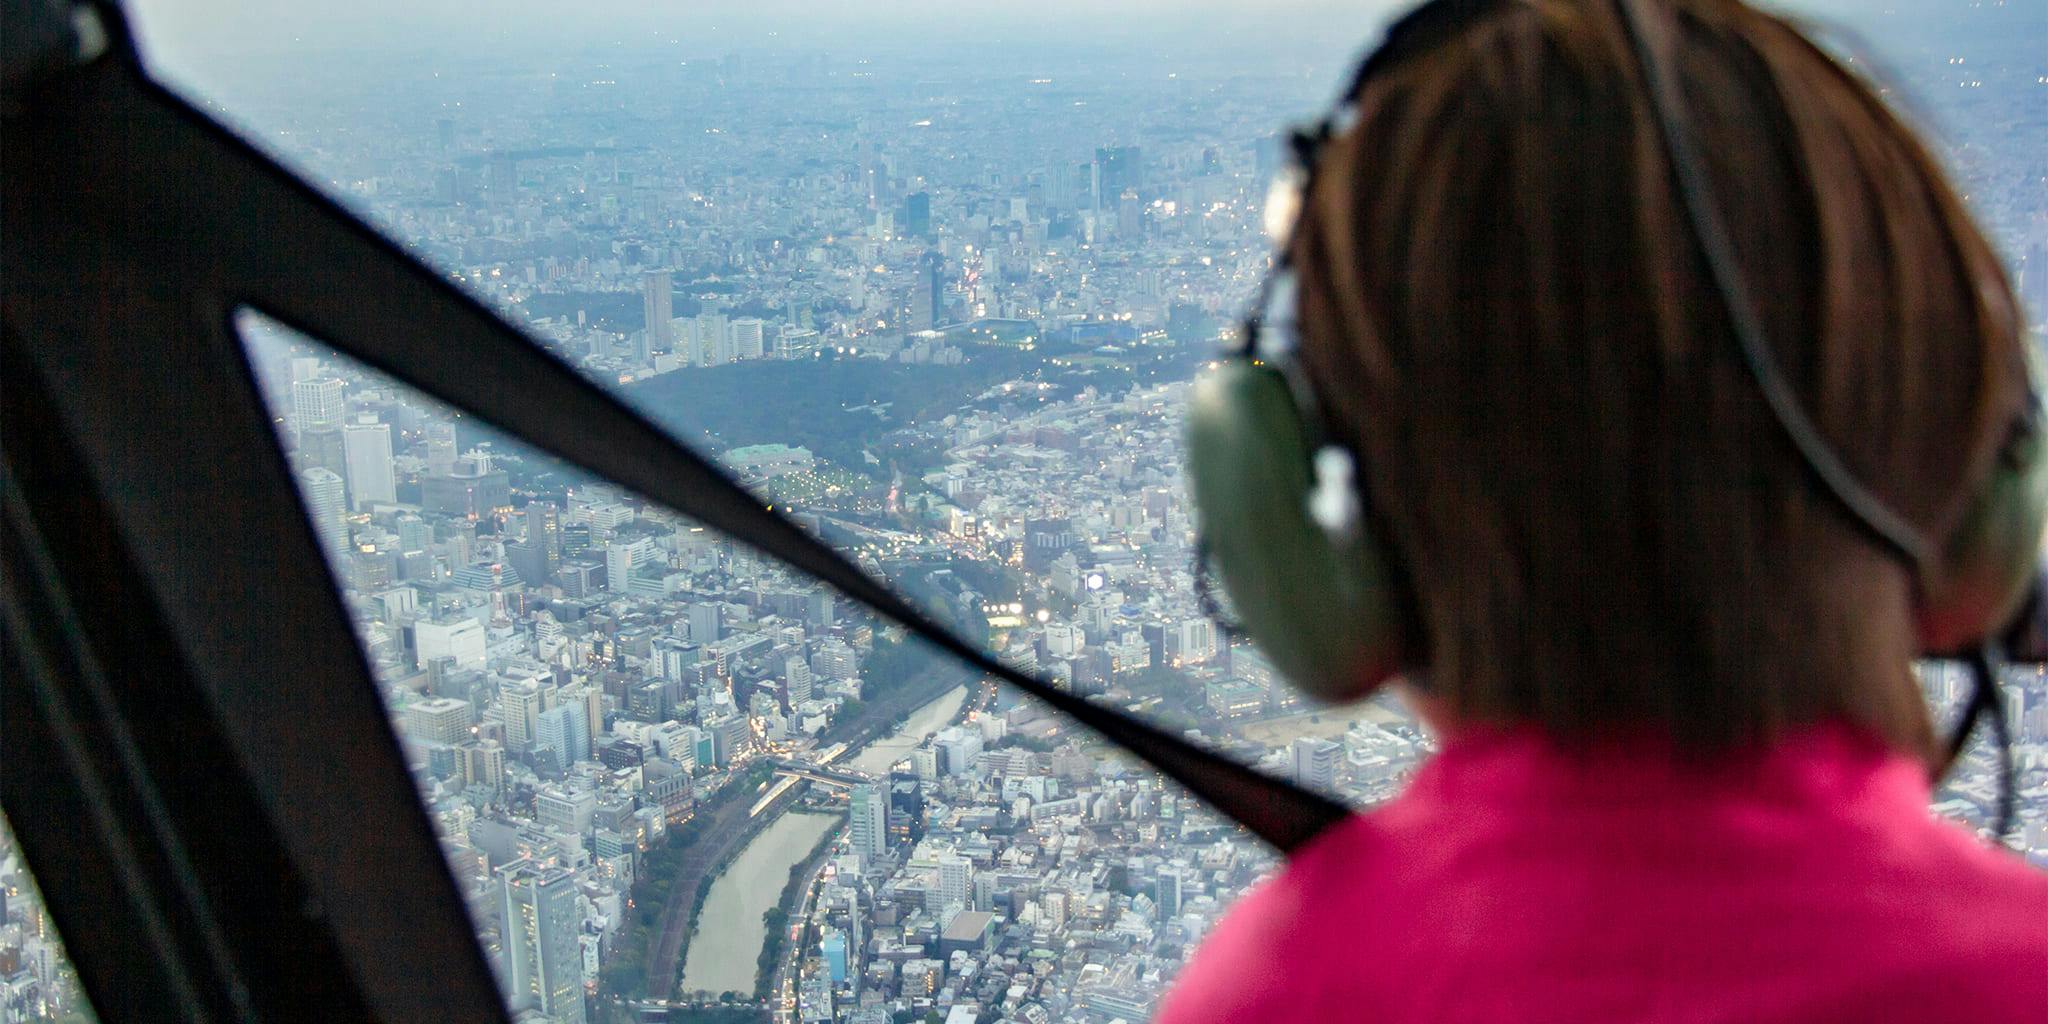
[{"x1": 122, "y1": 0, "x2": 2014, "y2": 65}]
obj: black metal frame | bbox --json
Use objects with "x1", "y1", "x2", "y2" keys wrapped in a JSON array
[{"x1": 1, "y1": 3, "x2": 1347, "y2": 1021}]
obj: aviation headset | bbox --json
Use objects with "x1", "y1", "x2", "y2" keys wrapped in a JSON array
[{"x1": 1186, "y1": 0, "x2": 2048, "y2": 835}]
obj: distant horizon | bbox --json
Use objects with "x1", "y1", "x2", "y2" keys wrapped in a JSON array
[{"x1": 124, "y1": 0, "x2": 2043, "y2": 68}]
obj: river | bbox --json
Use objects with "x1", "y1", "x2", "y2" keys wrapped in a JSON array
[
  {"x1": 677, "y1": 810, "x2": 838, "y2": 997},
  {"x1": 845, "y1": 684, "x2": 969, "y2": 775},
  {"x1": 677, "y1": 683, "x2": 969, "y2": 996}
]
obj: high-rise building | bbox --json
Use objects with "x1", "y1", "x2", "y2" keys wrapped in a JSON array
[
  {"x1": 527, "y1": 502, "x2": 562, "y2": 562},
  {"x1": 468, "y1": 740, "x2": 506, "y2": 791},
  {"x1": 342, "y1": 420, "x2": 396, "y2": 509},
  {"x1": 425, "y1": 421, "x2": 459, "y2": 475},
  {"x1": 421, "y1": 453, "x2": 511, "y2": 520},
  {"x1": 937, "y1": 852, "x2": 972, "y2": 911},
  {"x1": 299, "y1": 466, "x2": 349, "y2": 557},
  {"x1": 654, "y1": 637, "x2": 699, "y2": 683},
  {"x1": 291, "y1": 376, "x2": 346, "y2": 432},
  {"x1": 536, "y1": 702, "x2": 591, "y2": 771},
  {"x1": 708, "y1": 713, "x2": 750, "y2": 765},
  {"x1": 933, "y1": 726, "x2": 983, "y2": 777},
  {"x1": 1117, "y1": 187, "x2": 1141, "y2": 239},
  {"x1": 415, "y1": 618, "x2": 486, "y2": 671},
  {"x1": 729, "y1": 317, "x2": 765, "y2": 360},
  {"x1": 505, "y1": 540, "x2": 549, "y2": 590},
  {"x1": 820, "y1": 929, "x2": 848, "y2": 984},
  {"x1": 394, "y1": 512, "x2": 431, "y2": 553},
  {"x1": 488, "y1": 155, "x2": 518, "y2": 204},
  {"x1": 1292, "y1": 736, "x2": 1342, "y2": 792},
  {"x1": 784, "y1": 655, "x2": 813, "y2": 705},
  {"x1": 605, "y1": 535, "x2": 659, "y2": 592},
  {"x1": 1173, "y1": 618, "x2": 1217, "y2": 666},
  {"x1": 887, "y1": 774, "x2": 924, "y2": 844},
  {"x1": 298, "y1": 425, "x2": 347, "y2": 479},
  {"x1": 642, "y1": 271, "x2": 673, "y2": 354},
  {"x1": 776, "y1": 325, "x2": 820, "y2": 360},
  {"x1": 695, "y1": 310, "x2": 729, "y2": 366},
  {"x1": 405, "y1": 696, "x2": 472, "y2": 746},
  {"x1": 495, "y1": 860, "x2": 586, "y2": 1024},
  {"x1": 903, "y1": 191, "x2": 932, "y2": 238},
  {"x1": 850, "y1": 783, "x2": 889, "y2": 862},
  {"x1": 1154, "y1": 866, "x2": 1182, "y2": 920},
  {"x1": 1093, "y1": 144, "x2": 1141, "y2": 196},
  {"x1": 910, "y1": 251, "x2": 943, "y2": 331},
  {"x1": 807, "y1": 590, "x2": 835, "y2": 629},
  {"x1": 501, "y1": 679, "x2": 553, "y2": 756},
  {"x1": 813, "y1": 638, "x2": 855, "y2": 679},
  {"x1": 687, "y1": 602, "x2": 721, "y2": 644}
]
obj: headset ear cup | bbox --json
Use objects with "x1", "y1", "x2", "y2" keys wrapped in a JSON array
[
  {"x1": 1186, "y1": 361, "x2": 1409, "y2": 701},
  {"x1": 1918, "y1": 419, "x2": 2048, "y2": 656}
]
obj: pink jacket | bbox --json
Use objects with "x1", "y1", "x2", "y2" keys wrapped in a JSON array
[{"x1": 1156, "y1": 722, "x2": 2048, "y2": 1022}]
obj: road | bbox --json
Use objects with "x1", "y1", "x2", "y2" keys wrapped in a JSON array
[{"x1": 769, "y1": 833, "x2": 838, "y2": 1023}]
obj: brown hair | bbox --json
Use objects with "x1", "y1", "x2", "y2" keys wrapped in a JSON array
[{"x1": 1292, "y1": 0, "x2": 2028, "y2": 761}]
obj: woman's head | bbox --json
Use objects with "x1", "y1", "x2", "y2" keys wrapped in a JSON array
[{"x1": 1293, "y1": 0, "x2": 2029, "y2": 760}]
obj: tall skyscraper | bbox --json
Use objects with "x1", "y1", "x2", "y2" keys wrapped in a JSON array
[
  {"x1": 488, "y1": 154, "x2": 519, "y2": 205},
  {"x1": 299, "y1": 466, "x2": 349, "y2": 557},
  {"x1": 342, "y1": 420, "x2": 396, "y2": 509},
  {"x1": 729, "y1": 317, "x2": 765, "y2": 360},
  {"x1": 1093, "y1": 145, "x2": 1141, "y2": 195},
  {"x1": 850, "y1": 783, "x2": 888, "y2": 862},
  {"x1": 526, "y1": 501, "x2": 562, "y2": 578},
  {"x1": 1155, "y1": 866, "x2": 1182, "y2": 920},
  {"x1": 903, "y1": 190, "x2": 932, "y2": 238},
  {"x1": 425, "y1": 420, "x2": 459, "y2": 474},
  {"x1": 298, "y1": 426, "x2": 347, "y2": 479},
  {"x1": 501, "y1": 679, "x2": 553, "y2": 755},
  {"x1": 536, "y1": 702, "x2": 591, "y2": 771},
  {"x1": 1117, "y1": 187, "x2": 1141, "y2": 239},
  {"x1": 695, "y1": 310, "x2": 729, "y2": 366},
  {"x1": 642, "y1": 271, "x2": 673, "y2": 353},
  {"x1": 495, "y1": 860, "x2": 587, "y2": 1024},
  {"x1": 911, "y1": 251, "x2": 943, "y2": 331},
  {"x1": 291, "y1": 376, "x2": 346, "y2": 432}
]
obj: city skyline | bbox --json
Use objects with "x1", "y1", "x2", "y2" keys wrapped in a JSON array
[{"x1": 3, "y1": 2, "x2": 2044, "y2": 1023}]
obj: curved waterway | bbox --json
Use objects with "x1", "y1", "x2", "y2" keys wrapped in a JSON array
[
  {"x1": 678, "y1": 810, "x2": 837, "y2": 996},
  {"x1": 845, "y1": 684, "x2": 969, "y2": 775},
  {"x1": 678, "y1": 683, "x2": 969, "y2": 995}
]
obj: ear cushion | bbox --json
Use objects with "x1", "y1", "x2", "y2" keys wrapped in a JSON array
[
  {"x1": 1917, "y1": 416, "x2": 2048, "y2": 656},
  {"x1": 1186, "y1": 361, "x2": 1409, "y2": 702}
]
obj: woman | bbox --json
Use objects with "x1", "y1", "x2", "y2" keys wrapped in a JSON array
[{"x1": 1159, "y1": 0, "x2": 2048, "y2": 1020}]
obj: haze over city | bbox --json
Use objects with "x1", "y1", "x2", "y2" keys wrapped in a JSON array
[{"x1": 2, "y1": 1, "x2": 2043, "y2": 1022}]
